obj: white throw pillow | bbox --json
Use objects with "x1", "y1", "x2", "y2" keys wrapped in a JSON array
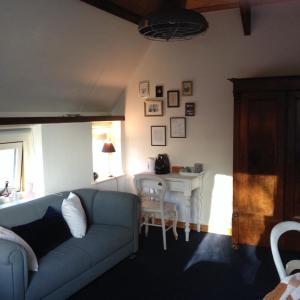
[
  {"x1": 61, "y1": 192, "x2": 87, "y2": 238},
  {"x1": 0, "y1": 226, "x2": 38, "y2": 272}
]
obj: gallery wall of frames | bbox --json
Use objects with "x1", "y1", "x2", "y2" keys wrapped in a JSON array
[{"x1": 139, "y1": 80, "x2": 195, "y2": 146}]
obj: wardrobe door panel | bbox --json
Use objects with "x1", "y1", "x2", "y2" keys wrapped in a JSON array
[
  {"x1": 286, "y1": 92, "x2": 300, "y2": 219},
  {"x1": 233, "y1": 92, "x2": 285, "y2": 246}
]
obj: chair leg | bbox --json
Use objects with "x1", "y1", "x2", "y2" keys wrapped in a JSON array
[
  {"x1": 161, "y1": 213, "x2": 167, "y2": 251},
  {"x1": 145, "y1": 215, "x2": 149, "y2": 237},
  {"x1": 173, "y1": 211, "x2": 178, "y2": 240}
]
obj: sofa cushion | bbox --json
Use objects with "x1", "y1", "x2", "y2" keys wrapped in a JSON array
[
  {"x1": 26, "y1": 238, "x2": 91, "y2": 300},
  {"x1": 61, "y1": 192, "x2": 87, "y2": 238},
  {"x1": 12, "y1": 207, "x2": 71, "y2": 258},
  {"x1": 26, "y1": 224, "x2": 133, "y2": 299},
  {"x1": 70, "y1": 224, "x2": 133, "y2": 264}
]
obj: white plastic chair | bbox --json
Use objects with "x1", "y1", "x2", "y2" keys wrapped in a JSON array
[
  {"x1": 134, "y1": 174, "x2": 178, "y2": 250},
  {"x1": 270, "y1": 221, "x2": 300, "y2": 280}
]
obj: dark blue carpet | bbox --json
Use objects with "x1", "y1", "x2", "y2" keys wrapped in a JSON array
[{"x1": 70, "y1": 228, "x2": 294, "y2": 300}]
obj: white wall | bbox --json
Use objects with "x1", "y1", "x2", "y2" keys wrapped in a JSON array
[
  {"x1": 41, "y1": 123, "x2": 93, "y2": 194},
  {"x1": 30, "y1": 125, "x2": 45, "y2": 196},
  {"x1": 0, "y1": 122, "x2": 128, "y2": 198},
  {"x1": 124, "y1": 1, "x2": 300, "y2": 234},
  {"x1": 0, "y1": 122, "x2": 104, "y2": 206},
  {"x1": 0, "y1": 0, "x2": 149, "y2": 115}
]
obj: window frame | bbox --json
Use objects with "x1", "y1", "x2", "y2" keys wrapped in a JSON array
[{"x1": 0, "y1": 141, "x2": 23, "y2": 191}]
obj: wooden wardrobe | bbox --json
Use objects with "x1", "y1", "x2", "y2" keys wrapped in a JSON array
[{"x1": 231, "y1": 76, "x2": 300, "y2": 249}]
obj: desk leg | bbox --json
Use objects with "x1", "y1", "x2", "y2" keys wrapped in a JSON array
[
  {"x1": 196, "y1": 186, "x2": 202, "y2": 232},
  {"x1": 196, "y1": 198, "x2": 201, "y2": 232},
  {"x1": 196, "y1": 175, "x2": 204, "y2": 232},
  {"x1": 184, "y1": 196, "x2": 191, "y2": 242}
]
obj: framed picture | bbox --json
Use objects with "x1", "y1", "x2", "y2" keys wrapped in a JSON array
[
  {"x1": 170, "y1": 117, "x2": 186, "y2": 138},
  {"x1": 139, "y1": 80, "x2": 149, "y2": 98},
  {"x1": 182, "y1": 81, "x2": 193, "y2": 96},
  {"x1": 185, "y1": 102, "x2": 195, "y2": 116},
  {"x1": 167, "y1": 90, "x2": 180, "y2": 107},
  {"x1": 155, "y1": 85, "x2": 164, "y2": 97},
  {"x1": 144, "y1": 100, "x2": 163, "y2": 116},
  {"x1": 151, "y1": 126, "x2": 166, "y2": 146}
]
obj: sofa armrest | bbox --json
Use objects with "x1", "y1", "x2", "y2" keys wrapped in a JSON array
[{"x1": 0, "y1": 239, "x2": 28, "y2": 300}]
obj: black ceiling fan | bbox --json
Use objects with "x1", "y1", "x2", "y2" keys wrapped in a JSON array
[{"x1": 138, "y1": 0, "x2": 209, "y2": 41}]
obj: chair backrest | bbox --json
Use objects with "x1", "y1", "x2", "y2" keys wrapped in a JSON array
[
  {"x1": 270, "y1": 221, "x2": 300, "y2": 280},
  {"x1": 134, "y1": 174, "x2": 167, "y2": 205}
]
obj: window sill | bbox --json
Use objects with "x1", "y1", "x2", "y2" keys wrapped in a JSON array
[
  {"x1": 92, "y1": 173, "x2": 126, "y2": 184},
  {"x1": 0, "y1": 192, "x2": 44, "y2": 209},
  {"x1": 0, "y1": 174, "x2": 127, "y2": 209}
]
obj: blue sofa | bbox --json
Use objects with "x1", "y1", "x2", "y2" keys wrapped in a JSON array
[{"x1": 0, "y1": 188, "x2": 140, "y2": 300}]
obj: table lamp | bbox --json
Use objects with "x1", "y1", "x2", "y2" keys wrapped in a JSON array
[{"x1": 102, "y1": 142, "x2": 116, "y2": 177}]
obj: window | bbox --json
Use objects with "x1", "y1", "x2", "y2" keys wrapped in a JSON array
[
  {"x1": 92, "y1": 121, "x2": 123, "y2": 179},
  {"x1": 0, "y1": 142, "x2": 23, "y2": 191}
]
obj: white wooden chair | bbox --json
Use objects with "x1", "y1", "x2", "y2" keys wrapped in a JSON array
[
  {"x1": 270, "y1": 221, "x2": 300, "y2": 280},
  {"x1": 134, "y1": 174, "x2": 178, "y2": 250}
]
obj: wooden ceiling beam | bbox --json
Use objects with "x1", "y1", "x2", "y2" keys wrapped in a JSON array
[
  {"x1": 186, "y1": 0, "x2": 295, "y2": 12},
  {"x1": 0, "y1": 115, "x2": 125, "y2": 125},
  {"x1": 185, "y1": 0, "x2": 238, "y2": 11},
  {"x1": 80, "y1": 0, "x2": 295, "y2": 35},
  {"x1": 239, "y1": 0, "x2": 251, "y2": 35},
  {"x1": 80, "y1": 0, "x2": 140, "y2": 24},
  {"x1": 193, "y1": 3, "x2": 238, "y2": 12}
]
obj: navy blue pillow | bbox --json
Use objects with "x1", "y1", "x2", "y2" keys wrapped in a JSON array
[{"x1": 12, "y1": 206, "x2": 71, "y2": 258}]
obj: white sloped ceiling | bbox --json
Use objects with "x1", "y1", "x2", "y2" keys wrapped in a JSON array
[{"x1": 0, "y1": 0, "x2": 150, "y2": 115}]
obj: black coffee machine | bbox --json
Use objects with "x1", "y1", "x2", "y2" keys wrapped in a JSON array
[{"x1": 155, "y1": 154, "x2": 170, "y2": 174}]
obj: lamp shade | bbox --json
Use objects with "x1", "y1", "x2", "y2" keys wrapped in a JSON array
[{"x1": 102, "y1": 142, "x2": 116, "y2": 153}]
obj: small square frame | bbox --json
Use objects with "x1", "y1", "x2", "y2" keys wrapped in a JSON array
[
  {"x1": 151, "y1": 126, "x2": 166, "y2": 146},
  {"x1": 170, "y1": 117, "x2": 186, "y2": 138},
  {"x1": 144, "y1": 100, "x2": 163, "y2": 116},
  {"x1": 167, "y1": 90, "x2": 180, "y2": 107},
  {"x1": 185, "y1": 102, "x2": 195, "y2": 116},
  {"x1": 139, "y1": 80, "x2": 149, "y2": 98},
  {"x1": 155, "y1": 85, "x2": 164, "y2": 97},
  {"x1": 182, "y1": 81, "x2": 193, "y2": 96}
]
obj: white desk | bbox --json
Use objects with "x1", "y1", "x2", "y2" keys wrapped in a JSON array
[{"x1": 137, "y1": 172, "x2": 205, "y2": 242}]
